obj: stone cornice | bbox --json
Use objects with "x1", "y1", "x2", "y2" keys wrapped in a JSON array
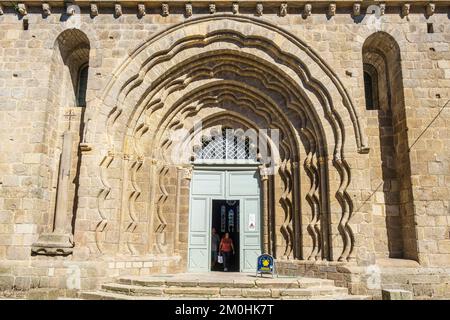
[
  {"x1": 0, "y1": 1, "x2": 448, "y2": 17},
  {"x1": 1, "y1": 1, "x2": 449, "y2": 6}
]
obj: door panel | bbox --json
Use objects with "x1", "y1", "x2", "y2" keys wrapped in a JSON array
[
  {"x1": 192, "y1": 171, "x2": 224, "y2": 195},
  {"x1": 228, "y1": 171, "x2": 259, "y2": 196},
  {"x1": 240, "y1": 196, "x2": 261, "y2": 272},
  {"x1": 188, "y1": 197, "x2": 210, "y2": 272}
]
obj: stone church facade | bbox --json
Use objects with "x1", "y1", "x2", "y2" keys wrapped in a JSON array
[{"x1": 0, "y1": 1, "x2": 449, "y2": 299}]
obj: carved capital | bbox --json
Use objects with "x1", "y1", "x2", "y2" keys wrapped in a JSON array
[
  {"x1": 353, "y1": 3, "x2": 361, "y2": 17},
  {"x1": 379, "y1": 3, "x2": 386, "y2": 15},
  {"x1": 17, "y1": 3, "x2": 27, "y2": 16},
  {"x1": 426, "y1": 3, "x2": 435, "y2": 17},
  {"x1": 183, "y1": 167, "x2": 193, "y2": 180},
  {"x1": 42, "y1": 3, "x2": 51, "y2": 16},
  {"x1": 232, "y1": 2, "x2": 239, "y2": 14},
  {"x1": 402, "y1": 3, "x2": 410, "y2": 17},
  {"x1": 90, "y1": 3, "x2": 99, "y2": 16},
  {"x1": 66, "y1": 3, "x2": 75, "y2": 15},
  {"x1": 279, "y1": 3, "x2": 287, "y2": 17},
  {"x1": 256, "y1": 3, "x2": 263, "y2": 16},
  {"x1": 137, "y1": 4, "x2": 146, "y2": 17},
  {"x1": 209, "y1": 3, "x2": 216, "y2": 14},
  {"x1": 184, "y1": 3, "x2": 193, "y2": 17},
  {"x1": 161, "y1": 3, "x2": 169, "y2": 16},
  {"x1": 304, "y1": 3, "x2": 312, "y2": 17},
  {"x1": 114, "y1": 4, "x2": 122, "y2": 17},
  {"x1": 328, "y1": 3, "x2": 336, "y2": 16}
]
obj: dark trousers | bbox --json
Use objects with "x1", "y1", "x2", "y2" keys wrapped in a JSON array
[{"x1": 222, "y1": 251, "x2": 232, "y2": 270}]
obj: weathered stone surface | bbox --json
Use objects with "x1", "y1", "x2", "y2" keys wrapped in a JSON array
[
  {"x1": 0, "y1": 1, "x2": 449, "y2": 300},
  {"x1": 382, "y1": 289, "x2": 413, "y2": 300}
]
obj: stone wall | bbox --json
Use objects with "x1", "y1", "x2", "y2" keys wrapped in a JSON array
[
  {"x1": 0, "y1": 1, "x2": 449, "y2": 294},
  {"x1": 276, "y1": 259, "x2": 450, "y2": 299}
]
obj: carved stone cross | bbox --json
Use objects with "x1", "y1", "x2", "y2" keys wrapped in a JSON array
[{"x1": 64, "y1": 109, "x2": 76, "y2": 130}]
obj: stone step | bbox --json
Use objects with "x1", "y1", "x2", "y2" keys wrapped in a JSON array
[
  {"x1": 84, "y1": 274, "x2": 371, "y2": 300},
  {"x1": 101, "y1": 283, "x2": 164, "y2": 296},
  {"x1": 117, "y1": 276, "x2": 335, "y2": 289},
  {"x1": 81, "y1": 290, "x2": 370, "y2": 300},
  {"x1": 279, "y1": 286, "x2": 349, "y2": 297},
  {"x1": 101, "y1": 283, "x2": 350, "y2": 298}
]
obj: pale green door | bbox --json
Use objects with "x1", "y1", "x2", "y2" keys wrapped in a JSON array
[
  {"x1": 227, "y1": 171, "x2": 261, "y2": 272},
  {"x1": 188, "y1": 170, "x2": 225, "y2": 272},
  {"x1": 188, "y1": 168, "x2": 261, "y2": 272}
]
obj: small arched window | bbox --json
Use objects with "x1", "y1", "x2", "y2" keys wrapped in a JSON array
[
  {"x1": 77, "y1": 65, "x2": 89, "y2": 107},
  {"x1": 363, "y1": 64, "x2": 379, "y2": 110}
]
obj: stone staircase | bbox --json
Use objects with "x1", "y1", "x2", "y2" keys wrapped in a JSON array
[{"x1": 81, "y1": 273, "x2": 371, "y2": 300}]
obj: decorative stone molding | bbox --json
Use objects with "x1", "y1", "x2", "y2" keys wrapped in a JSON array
[
  {"x1": 402, "y1": 3, "x2": 410, "y2": 17},
  {"x1": 232, "y1": 2, "x2": 239, "y2": 14},
  {"x1": 256, "y1": 3, "x2": 263, "y2": 16},
  {"x1": 426, "y1": 2, "x2": 435, "y2": 16},
  {"x1": 303, "y1": 3, "x2": 312, "y2": 17},
  {"x1": 353, "y1": 2, "x2": 361, "y2": 16},
  {"x1": 114, "y1": 4, "x2": 122, "y2": 17},
  {"x1": 137, "y1": 3, "x2": 146, "y2": 17},
  {"x1": 90, "y1": 3, "x2": 98, "y2": 16},
  {"x1": 280, "y1": 3, "x2": 287, "y2": 17},
  {"x1": 17, "y1": 3, "x2": 27, "y2": 16},
  {"x1": 162, "y1": 3, "x2": 169, "y2": 16},
  {"x1": 185, "y1": 3, "x2": 192, "y2": 16},
  {"x1": 209, "y1": 3, "x2": 216, "y2": 14},
  {"x1": 379, "y1": 3, "x2": 386, "y2": 15},
  {"x1": 328, "y1": 3, "x2": 336, "y2": 16},
  {"x1": 42, "y1": 3, "x2": 51, "y2": 16}
]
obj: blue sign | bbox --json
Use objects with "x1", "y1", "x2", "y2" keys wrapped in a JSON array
[{"x1": 256, "y1": 254, "x2": 275, "y2": 277}]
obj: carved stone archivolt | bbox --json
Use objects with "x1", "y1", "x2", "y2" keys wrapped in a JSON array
[{"x1": 91, "y1": 16, "x2": 369, "y2": 261}]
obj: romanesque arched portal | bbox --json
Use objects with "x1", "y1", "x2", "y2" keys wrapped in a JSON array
[{"x1": 77, "y1": 15, "x2": 368, "y2": 269}]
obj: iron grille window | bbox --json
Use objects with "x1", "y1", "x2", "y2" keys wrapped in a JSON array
[{"x1": 195, "y1": 129, "x2": 257, "y2": 161}]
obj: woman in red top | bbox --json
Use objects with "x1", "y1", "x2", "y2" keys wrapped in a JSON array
[{"x1": 219, "y1": 232, "x2": 235, "y2": 272}]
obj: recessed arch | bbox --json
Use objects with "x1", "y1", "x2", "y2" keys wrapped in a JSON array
[{"x1": 85, "y1": 15, "x2": 370, "y2": 263}]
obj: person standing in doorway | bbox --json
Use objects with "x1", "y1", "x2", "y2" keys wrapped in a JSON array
[
  {"x1": 211, "y1": 227, "x2": 221, "y2": 270},
  {"x1": 219, "y1": 232, "x2": 235, "y2": 272}
]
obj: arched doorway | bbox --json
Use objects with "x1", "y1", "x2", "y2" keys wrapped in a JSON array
[
  {"x1": 187, "y1": 128, "x2": 262, "y2": 272},
  {"x1": 75, "y1": 16, "x2": 369, "y2": 270}
]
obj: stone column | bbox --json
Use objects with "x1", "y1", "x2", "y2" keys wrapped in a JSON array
[
  {"x1": 259, "y1": 165, "x2": 269, "y2": 254},
  {"x1": 173, "y1": 166, "x2": 183, "y2": 254},
  {"x1": 32, "y1": 131, "x2": 74, "y2": 255}
]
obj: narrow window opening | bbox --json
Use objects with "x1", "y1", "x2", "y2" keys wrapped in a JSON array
[
  {"x1": 364, "y1": 71, "x2": 375, "y2": 110},
  {"x1": 427, "y1": 23, "x2": 434, "y2": 33},
  {"x1": 77, "y1": 65, "x2": 89, "y2": 107}
]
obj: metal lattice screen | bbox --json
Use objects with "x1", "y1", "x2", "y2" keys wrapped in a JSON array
[{"x1": 195, "y1": 129, "x2": 257, "y2": 161}]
